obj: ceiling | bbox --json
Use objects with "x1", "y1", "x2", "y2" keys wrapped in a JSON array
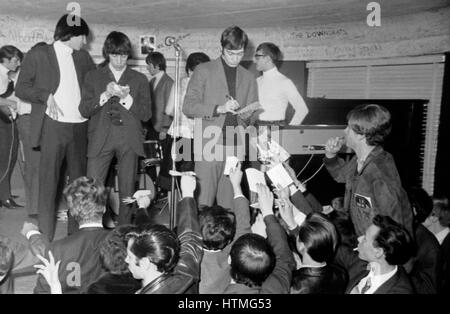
[{"x1": 1, "y1": 0, "x2": 449, "y2": 29}]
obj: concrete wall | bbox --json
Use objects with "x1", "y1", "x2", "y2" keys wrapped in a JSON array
[{"x1": 1, "y1": 7, "x2": 449, "y2": 61}]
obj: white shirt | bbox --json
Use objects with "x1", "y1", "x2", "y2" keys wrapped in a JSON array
[
  {"x1": 167, "y1": 76, "x2": 194, "y2": 138},
  {"x1": 435, "y1": 227, "x2": 450, "y2": 245},
  {"x1": 257, "y1": 67, "x2": 308, "y2": 125},
  {"x1": 353, "y1": 263, "x2": 398, "y2": 294},
  {"x1": 50, "y1": 40, "x2": 86, "y2": 123},
  {"x1": 0, "y1": 63, "x2": 9, "y2": 95}
]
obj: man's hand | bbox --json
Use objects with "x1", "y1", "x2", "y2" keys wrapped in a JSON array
[
  {"x1": 277, "y1": 197, "x2": 297, "y2": 230},
  {"x1": 21, "y1": 221, "x2": 39, "y2": 237},
  {"x1": 229, "y1": 162, "x2": 243, "y2": 190},
  {"x1": 132, "y1": 190, "x2": 153, "y2": 209},
  {"x1": 180, "y1": 174, "x2": 196, "y2": 199},
  {"x1": 217, "y1": 99, "x2": 239, "y2": 114},
  {"x1": 34, "y1": 251, "x2": 62, "y2": 294},
  {"x1": 47, "y1": 94, "x2": 64, "y2": 120},
  {"x1": 325, "y1": 136, "x2": 344, "y2": 159},
  {"x1": 257, "y1": 183, "x2": 274, "y2": 218}
]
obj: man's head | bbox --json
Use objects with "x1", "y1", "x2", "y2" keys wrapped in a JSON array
[
  {"x1": 220, "y1": 26, "x2": 248, "y2": 68},
  {"x1": 146, "y1": 52, "x2": 167, "y2": 76},
  {"x1": 53, "y1": 14, "x2": 89, "y2": 50},
  {"x1": 296, "y1": 213, "x2": 339, "y2": 263},
  {"x1": 102, "y1": 31, "x2": 132, "y2": 71},
  {"x1": 407, "y1": 187, "x2": 433, "y2": 226},
  {"x1": 345, "y1": 104, "x2": 391, "y2": 149},
  {"x1": 423, "y1": 197, "x2": 450, "y2": 229},
  {"x1": 125, "y1": 223, "x2": 179, "y2": 280},
  {"x1": 0, "y1": 45, "x2": 23, "y2": 71},
  {"x1": 229, "y1": 233, "x2": 276, "y2": 288},
  {"x1": 99, "y1": 225, "x2": 135, "y2": 275},
  {"x1": 185, "y1": 52, "x2": 210, "y2": 76},
  {"x1": 63, "y1": 176, "x2": 106, "y2": 225},
  {"x1": 0, "y1": 241, "x2": 13, "y2": 282},
  {"x1": 199, "y1": 205, "x2": 236, "y2": 251},
  {"x1": 357, "y1": 215, "x2": 413, "y2": 266},
  {"x1": 253, "y1": 42, "x2": 282, "y2": 72}
]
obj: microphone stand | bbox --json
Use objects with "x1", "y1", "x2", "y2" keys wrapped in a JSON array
[{"x1": 169, "y1": 44, "x2": 182, "y2": 230}]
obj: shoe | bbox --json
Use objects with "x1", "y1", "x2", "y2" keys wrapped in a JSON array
[
  {"x1": 8, "y1": 198, "x2": 24, "y2": 208},
  {"x1": 0, "y1": 199, "x2": 17, "y2": 209}
]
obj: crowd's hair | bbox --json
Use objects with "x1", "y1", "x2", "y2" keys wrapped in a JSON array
[
  {"x1": 432, "y1": 197, "x2": 450, "y2": 227},
  {"x1": 0, "y1": 45, "x2": 23, "y2": 62},
  {"x1": 185, "y1": 52, "x2": 210, "y2": 75},
  {"x1": 297, "y1": 213, "x2": 339, "y2": 263},
  {"x1": 145, "y1": 51, "x2": 167, "y2": 71},
  {"x1": 220, "y1": 26, "x2": 248, "y2": 50},
  {"x1": 0, "y1": 241, "x2": 13, "y2": 277},
  {"x1": 407, "y1": 186, "x2": 433, "y2": 225},
  {"x1": 199, "y1": 205, "x2": 236, "y2": 251},
  {"x1": 126, "y1": 223, "x2": 180, "y2": 273},
  {"x1": 347, "y1": 104, "x2": 392, "y2": 146},
  {"x1": 53, "y1": 14, "x2": 89, "y2": 41},
  {"x1": 102, "y1": 31, "x2": 132, "y2": 63},
  {"x1": 255, "y1": 42, "x2": 282, "y2": 64},
  {"x1": 64, "y1": 176, "x2": 106, "y2": 225},
  {"x1": 372, "y1": 215, "x2": 413, "y2": 265},
  {"x1": 230, "y1": 233, "x2": 276, "y2": 288},
  {"x1": 99, "y1": 224, "x2": 135, "y2": 275}
]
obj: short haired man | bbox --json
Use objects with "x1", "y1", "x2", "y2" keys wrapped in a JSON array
[
  {"x1": 253, "y1": 42, "x2": 308, "y2": 126},
  {"x1": 224, "y1": 184, "x2": 295, "y2": 294},
  {"x1": 347, "y1": 215, "x2": 414, "y2": 294},
  {"x1": 125, "y1": 174, "x2": 203, "y2": 294},
  {"x1": 183, "y1": 25, "x2": 259, "y2": 210},
  {"x1": 23, "y1": 176, "x2": 110, "y2": 294},
  {"x1": 16, "y1": 14, "x2": 96, "y2": 240},
  {"x1": 324, "y1": 104, "x2": 413, "y2": 237},
  {"x1": 79, "y1": 31, "x2": 151, "y2": 225}
]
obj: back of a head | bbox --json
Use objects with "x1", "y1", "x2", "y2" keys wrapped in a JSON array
[
  {"x1": 102, "y1": 31, "x2": 132, "y2": 62},
  {"x1": 64, "y1": 176, "x2": 106, "y2": 225},
  {"x1": 298, "y1": 213, "x2": 339, "y2": 263},
  {"x1": 145, "y1": 51, "x2": 167, "y2": 71},
  {"x1": 185, "y1": 52, "x2": 210, "y2": 75},
  {"x1": 200, "y1": 205, "x2": 236, "y2": 251},
  {"x1": 433, "y1": 197, "x2": 450, "y2": 227},
  {"x1": 0, "y1": 241, "x2": 13, "y2": 279},
  {"x1": 407, "y1": 186, "x2": 433, "y2": 225},
  {"x1": 347, "y1": 104, "x2": 392, "y2": 146},
  {"x1": 230, "y1": 233, "x2": 276, "y2": 288},
  {"x1": 0, "y1": 45, "x2": 23, "y2": 63},
  {"x1": 54, "y1": 14, "x2": 89, "y2": 42},
  {"x1": 255, "y1": 42, "x2": 282, "y2": 65},
  {"x1": 127, "y1": 223, "x2": 180, "y2": 273},
  {"x1": 220, "y1": 26, "x2": 248, "y2": 50},
  {"x1": 373, "y1": 215, "x2": 414, "y2": 266},
  {"x1": 100, "y1": 225, "x2": 135, "y2": 275}
]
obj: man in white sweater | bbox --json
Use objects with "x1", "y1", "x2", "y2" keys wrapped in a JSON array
[{"x1": 254, "y1": 42, "x2": 308, "y2": 125}]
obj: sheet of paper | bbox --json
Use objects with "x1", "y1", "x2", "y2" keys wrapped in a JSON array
[
  {"x1": 223, "y1": 156, "x2": 239, "y2": 175},
  {"x1": 245, "y1": 168, "x2": 266, "y2": 192},
  {"x1": 236, "y1": 101, "x2": 262, "y2": 115},
  {"x1": 266, "y1": 163, "x2": 294, "y2": 189}
]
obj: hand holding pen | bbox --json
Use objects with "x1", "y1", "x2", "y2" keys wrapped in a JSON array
[{"x1": 217, "y1": 95, "x2": 240, "y2": 114}]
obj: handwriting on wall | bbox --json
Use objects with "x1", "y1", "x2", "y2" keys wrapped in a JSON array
[{"x1": 290, "y1": 28, "x2": 348, "y2": 40}]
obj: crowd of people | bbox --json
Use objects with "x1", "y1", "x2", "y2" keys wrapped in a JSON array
[{"x1": 0, "y1": 13, "x2": 449, "y2": 294}]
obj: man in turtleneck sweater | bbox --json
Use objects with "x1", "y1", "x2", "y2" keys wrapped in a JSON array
[{"x1": 254, "y1": 42, "x2": 308, "y2": 126}]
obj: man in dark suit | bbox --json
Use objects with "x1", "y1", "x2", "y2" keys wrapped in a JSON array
[
  {"x1": 79, "y1": 31, "x2": 151, "y2": 226},
  {"x1": 347, "y1": 215, "x2": 415, "y2": 294},
  {"x1": 183, "y1": 26, "x2": 258, "y2": 210},
  {"x1": 15, "y1": 14, "x2": 95, "y2": 240},
  {"x1": 22, "y1": 176, "x2": 110, "y2": 294},
  {"x1": 144, "y1": 52, "x2": 173, "y2": 194}
]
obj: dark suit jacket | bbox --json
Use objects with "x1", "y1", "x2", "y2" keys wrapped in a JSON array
[
  {"x1": 183, "y1": 58, "x2": 258, "y2": 148},
  {"x1": 30, "y1": 227, "x2": 110, "y2": 294},
  {"x1": 150, "y1": 72, "x2": 173, "y2": 133},
  {"x1": 441, "y1": 233, "x2": 450, "y2": 294},
  {"x1": 291, "y1": 263, "x2": 348, "y2": 294},
  {"x1": 346, "y1": 266, "x2": 414, "y2": 294},
  {"x1": 79, "y1": 65, "x2": 152, "y2": 157},
  {"x1": 15, "y1": 43, "x2": 95, "y2": 148}
]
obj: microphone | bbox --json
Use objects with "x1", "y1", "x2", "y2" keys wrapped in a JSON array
[{"x1": 165, "y1": 36, "x2": 181, "y2": 51}]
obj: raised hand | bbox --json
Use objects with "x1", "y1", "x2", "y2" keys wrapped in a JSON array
[
  {"x1": 34, "y1": 251, "x2": 62, "y2": 294},
  {"x1": 256, "y1": 183, "x2": 274, "y2": 218},
  {"x1": 180, "y1": 174, "x2": 196, "y2": 199},
  {"x1": 325, "y1": 136, "x2": 344, "y2": 158}
]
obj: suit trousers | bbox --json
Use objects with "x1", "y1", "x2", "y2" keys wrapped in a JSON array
[
  {"x1": 38, "y1": 116, "x2": 88, "y2": 241},
  {"x1": 0, "y1": 119, "x2": 19, "y2": 201},
  {"x1": 87, "y1": 125, "x2": 138, "y2": 225},
  {"x1": 16, "y1": 114, "x2": 40, "y2": 215}
]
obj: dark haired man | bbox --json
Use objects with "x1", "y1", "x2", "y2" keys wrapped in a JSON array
[
  {"x1": 144, "y1": 51, "x2": 173, "y2": 195},
  {"x1": 79, "y1": 31, "x2": 151, "y2": 225},
  {"x1": 347, "y1": 215, "x2": 414, "y2": 294},
  {"x1": 253, "y1": 42, "x2": 308, "y2": 126},
  {"x1": 22, "y1": 176, "x2": 110, "y2": 294},
  {"x1": 324, "y1": 104, "x2": 413, "y2": 237},
  {"x1": 183, "y1": 25, "x2": 258, "y2": 210},
  {"x1": 16, "y1": 14, "x2": 96, "y2": 240}
]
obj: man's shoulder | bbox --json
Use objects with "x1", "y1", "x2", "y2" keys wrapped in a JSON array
[{"x1": 53, "y1": 228, "x2": 109, "y2": 246}]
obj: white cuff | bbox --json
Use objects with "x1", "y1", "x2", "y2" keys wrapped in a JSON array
[
  {"x1": 234, "y1": 194, "x2": 245, "y2": 199},
  {"x1": 120, "y1": 94, "x2": 133, "y2": 110},
  {"x1": 26, "y1": 230, "x2": 41, "y2": 240}
]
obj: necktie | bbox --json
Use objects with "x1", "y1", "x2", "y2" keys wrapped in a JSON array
[
  {"x1": 360, "y1": 276, "x2": 372, "y2": 294},
  {"x1": 150, "y1": 77, "x2": 156, "y2": 90}
]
